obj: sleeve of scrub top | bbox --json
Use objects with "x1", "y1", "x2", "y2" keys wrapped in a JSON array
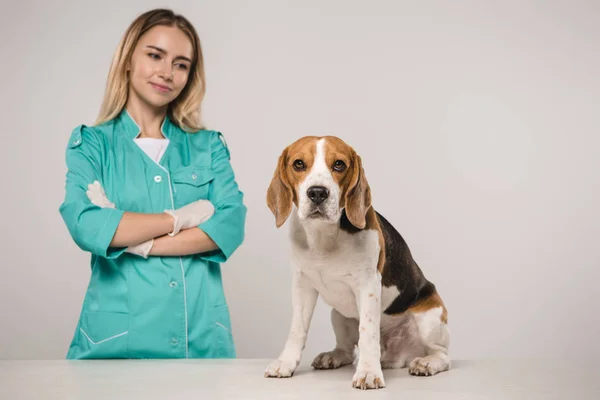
[
  {"x1": 58, "y1": 125, "x2": 126, "y2": 259},
  {"x1": 198, "y1": 131, "x2": 247, "y2": 262}
]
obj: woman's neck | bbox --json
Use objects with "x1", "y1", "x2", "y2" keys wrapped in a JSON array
[{"x1": 125, "y1": 99, "x2": 167, "y2": 139}]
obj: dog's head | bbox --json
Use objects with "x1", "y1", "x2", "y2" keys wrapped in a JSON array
[{"x1": 267, "y1": 136, "x2": 371, "y2": 229}]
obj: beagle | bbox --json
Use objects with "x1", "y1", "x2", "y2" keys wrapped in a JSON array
[{"x1": 264, "y1": 136, "x2": 450, "y2": 390}]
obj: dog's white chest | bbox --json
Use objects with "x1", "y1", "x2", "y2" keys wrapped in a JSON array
[
  {"x1": 293, "y1": 228, "x2": 380, "y2": 320},
  {"x1": 303, "y1": 267, "x2": 360, "y2": 319}
]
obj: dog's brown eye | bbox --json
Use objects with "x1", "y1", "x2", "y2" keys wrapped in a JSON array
[
  {"x1": 293, "y1": 159, "x2": 306, "y2": 171},
  {"x1": 333, "y1": 160, "x2": 346, "y2": 172}
]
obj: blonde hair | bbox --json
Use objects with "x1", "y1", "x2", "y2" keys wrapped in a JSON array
[{"x1": 95, "y1": 8, "x2": 206, "y2": 131}]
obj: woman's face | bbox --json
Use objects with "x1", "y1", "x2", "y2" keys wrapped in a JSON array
[{"x1": 127, "y1": 25, "x2": 194, "y2": 110}]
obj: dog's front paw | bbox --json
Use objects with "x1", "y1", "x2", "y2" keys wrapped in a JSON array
[
  {"x1": 312, "y1": 349, "x2": 354, "y2": 369},
  {"x1": 352, "y1": 367, "x2": 385, "y2": 390},
  {"x1": 408, "y1": 356, "x2": 447, "y2": 376},
  {"x1": 264, "y1": 359, "x2": 297, "y2": 378}
]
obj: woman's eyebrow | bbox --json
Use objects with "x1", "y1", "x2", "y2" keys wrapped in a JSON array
[{"x1": 146, "y1": 45, "x2": 192, "y2": 63}]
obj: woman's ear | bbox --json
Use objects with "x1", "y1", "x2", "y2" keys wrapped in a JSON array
[
  {"x1": 267, "y1": 148, "x2": 293, "y2": 228},
  {"x1": 344, "y1": 152, "x2": 371, "y2": 229}
]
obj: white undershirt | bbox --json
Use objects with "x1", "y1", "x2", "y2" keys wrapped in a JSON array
[{"x1": 134, "y1": 137, "x2": 170, "y2": 163}]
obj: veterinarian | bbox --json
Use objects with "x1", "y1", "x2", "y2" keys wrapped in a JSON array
[{"x1": 58, "y1": 8, "x2": 246, "y2": 359}]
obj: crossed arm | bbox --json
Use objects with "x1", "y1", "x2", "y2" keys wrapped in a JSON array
[
  {"x1": 149, "y1": 227, "x2": 217, "y2": 256},
  {"x1": 115, "y1": 213, "x2": 218, "y2": 257},
  {"x1": 87, "y1": 181, "x2": 217, "y2": 257}
]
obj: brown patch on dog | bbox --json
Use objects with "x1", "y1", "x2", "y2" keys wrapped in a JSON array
[
  {"x1": 322, "y1": 137, "x2": 354, "y2": 203},
  {"x1": 366, "y1": 208, "x2": 387, "y2": 275},
  {"x1": 374, "y1": 214, "x2": 386, "y2": 275},
  {"x1": 408, "y1": 289, "x2": 448, "y2": 324},
  {"x1": 267, "y1": 137, "x2": 318, "y2": 227}
]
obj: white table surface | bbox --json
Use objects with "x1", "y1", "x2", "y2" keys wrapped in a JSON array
[{"x1": 1, "y1": 358, "x2": 599, "y2": 399}]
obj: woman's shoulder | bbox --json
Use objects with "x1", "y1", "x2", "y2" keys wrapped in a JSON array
[
  {"x1": 178, "y1": 125, "x2": 219, "y2": 138},
  {"x1": 66, "y1": 120, "x2": 115, "y2": 151},
  {"x1": 179, "y1": 126, "x2": 231, "y2": 155}
]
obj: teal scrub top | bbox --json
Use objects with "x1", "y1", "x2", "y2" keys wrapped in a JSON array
[{"x1": 59, "y1": 109, "x2": 246, "y2": 359}]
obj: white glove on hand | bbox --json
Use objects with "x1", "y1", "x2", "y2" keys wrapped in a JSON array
[
  {"x1": 164, "y1": 199, "x2": 215, "y2": 236},
  {"x1": 122, "y1": 238, "x2": 154, "y2": 259},
  {"x1": 87, "y1": 181, "x2": 115, "y2": 208},
  {"x1": 87, "y1": 180, "x2": 154, "y2": 258}
]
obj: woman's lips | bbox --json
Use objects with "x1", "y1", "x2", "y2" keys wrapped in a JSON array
[{"x1": 150, "y1": 82, "x2": 172, "y2": 93}]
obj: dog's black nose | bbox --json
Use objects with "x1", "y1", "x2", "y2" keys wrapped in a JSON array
[{"x1": 307, "y1": 186, "x2": 329, "y2": 205}]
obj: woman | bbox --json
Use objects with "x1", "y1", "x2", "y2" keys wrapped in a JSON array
[{"x1": 59, "y1": 8, "x2": 246, "y2": 359}]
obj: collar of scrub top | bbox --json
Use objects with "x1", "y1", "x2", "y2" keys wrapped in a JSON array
[{"x1": 118, "y1": 108, "x2": 177, "y2": 141}]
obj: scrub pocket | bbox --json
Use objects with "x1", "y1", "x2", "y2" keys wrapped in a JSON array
[
  {"x1": 75, "y1": 311, "x2": 129, "y2": 359},
  {"x1": 171, "y1": 166, "x2": 214, "y2": 208},
  {"x1": 212, "y1": 304, "x2": 236, "y2": 358}
]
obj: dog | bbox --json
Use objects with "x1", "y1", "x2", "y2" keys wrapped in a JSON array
[{"x1": 263, "y1": 136, "x2": 450, "y2": 390}]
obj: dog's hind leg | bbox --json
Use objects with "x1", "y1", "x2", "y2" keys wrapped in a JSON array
[
  {"x1": 311, "y1": 308, "x2": 358, "y2": 369},
  {"x1": 379, "y1": 292, "x2": 450, "y2": 375},
  {"x1": 379, "y1": 313, "x2": 423, "y2": 369},
  {"x1": 407, "y1": 305, "x2": 451, "y2": 376}
]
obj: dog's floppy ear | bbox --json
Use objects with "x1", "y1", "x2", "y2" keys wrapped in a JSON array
[
  {"x1": 344, "y1": 151, "x2": 371, "y2": 229},
  {"x1": 267, "y1": 147, "x2": 293, "y2": 228}
]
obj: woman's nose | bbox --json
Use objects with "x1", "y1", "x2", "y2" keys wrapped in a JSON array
[{"x1": 158, "y1": 63, "x2": 173, "y2": 81}]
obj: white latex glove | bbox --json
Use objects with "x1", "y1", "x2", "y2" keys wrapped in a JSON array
[
  {"x1": 86, "y1": 181, "x2": 115, "y2": 208},
  {"x1": 121, "y1": 238, "x2": 154, "y2": 259},
  {"x1": 164, "y1": 199, "x2": 215, "y2": 236},
  {"x1": 86, "y1": 181, "x2": 154, "y2": 258}
]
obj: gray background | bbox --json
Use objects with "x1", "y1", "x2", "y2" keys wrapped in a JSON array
[{"x1": 1, "y1": 0, "x2": 599, "y2": 361}]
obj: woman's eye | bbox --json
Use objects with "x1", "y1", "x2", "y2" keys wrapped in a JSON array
[
  {"x1": 148, "y1": 52, "x2": 161, "y2": 60},
  {"x1": 293, "y1": 160, "x2": 306, "y2": 171},
  {"x1": 175, "y1": 63, "x2": 189, "y2": 70},
  {"x1": 333, "y1": 160, "x2": 346, "y2": 172}
]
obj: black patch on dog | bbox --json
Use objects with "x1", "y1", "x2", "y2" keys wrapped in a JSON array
[
  {"x1": 339, "y1": 209, "x2": 361, "y2": 233},
  {"x1": 376, "y1": 212, "x2": 436, "y2": 315}
]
